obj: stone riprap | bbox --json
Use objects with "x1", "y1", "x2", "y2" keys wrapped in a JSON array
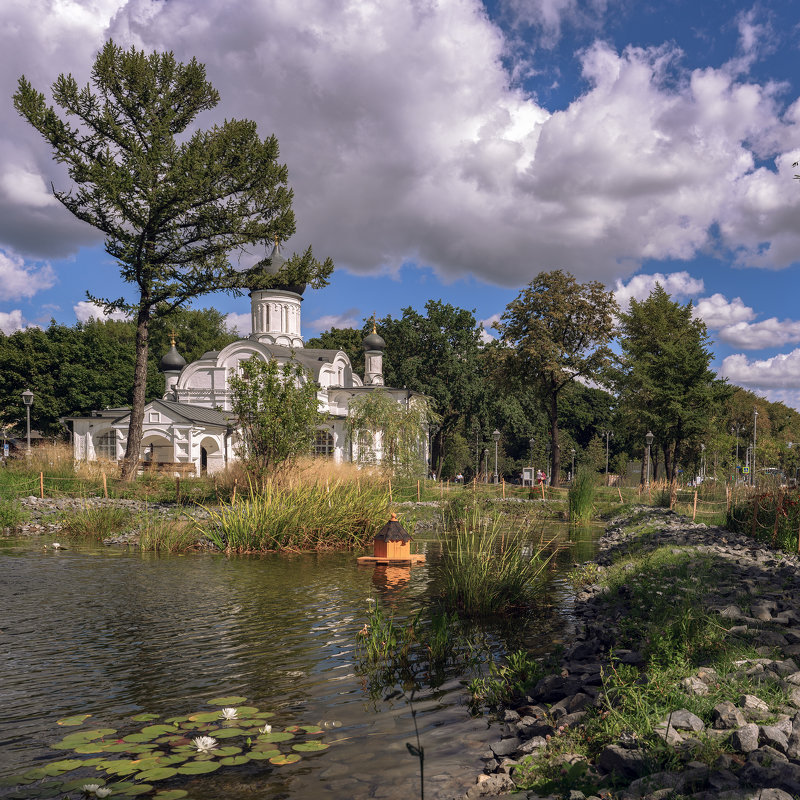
[{"x1": 465, "y1": 507, "x2": 800, "y2": 800}]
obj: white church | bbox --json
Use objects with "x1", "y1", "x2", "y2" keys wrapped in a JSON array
[{"x1": 64, "y1": 244, "x2": 422, "y2": 475}]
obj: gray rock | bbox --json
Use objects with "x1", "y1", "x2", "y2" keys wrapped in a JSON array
[
  {"x1": 730, "y1": 723, "x2": 760, "y2": 753},
  {"x1": 490, "y1": 737, "x2": 522, "y2": 758},
  {"x1": 597, "y1": 744, "x2": 648, "y2": 779},
  {"x1": 668, "y1": 708, "x2": 705, "y2": 732},
  {"x1": 681, "y1": 676, "x2": 709, "y2": 695},
  {"x1": 516, "y1": 737, "x2": 547, "y2": 756},
  {"x1": 713, "y1": 701, "x2": 747, "y2": 729},
  {"x1": 760, "y1": 725, "x2": 790, "y2": 753},
  {"x1": 739, "y1": 693, "x2": 770, "y2": 719},
  {"x1": 502, "y1": 709, "x2": 521, "y2": 723},
  {"x1": 465, "y1": 774, "x2": 516, "y2": 798}
]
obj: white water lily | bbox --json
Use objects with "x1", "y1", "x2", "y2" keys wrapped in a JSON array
[
  {"x1": 219, "y1": 707, "x2": 238, "y2": 720},
  {"x1": 95, "y1": 789, "x2": 112, "y2": 798},
  {"x1": 193, "y1": 735, "x2": 219, "y2": 752},
  {"x1": 81, "y1": 786, "x2": 101, "y2": 795},
  {"x1": 259, "y1": 723, "x2": 272, "y2": 734},
  {"x1": 52, "y1": 542, "x2": 62, "y2": 549}
]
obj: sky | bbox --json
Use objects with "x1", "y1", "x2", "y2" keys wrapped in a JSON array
[{"x1": 3, "y1": 0, "x2": 800, "y2": 406}]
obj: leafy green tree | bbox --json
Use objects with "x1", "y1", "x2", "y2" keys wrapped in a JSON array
[
  {"x1": 229, "y1": 356, "x2": 321, "y2": 482},
  {"x1": 613, "y1": 284, "x2": 729, "y2": 489},
  {"x1": 346, "y1": 390, "x2": 432, "y2": 477},
  {"x1": 305, "y1": 327, "x2": 366, "y2": 375},
  {"x1": 14, "y1": 41, "x2": 331, "y2": 479},
  {"x1": 378, "y1": 301, "x2": 488, "y2": 477},
  {"x1": 496, "y1": 271, "x2": 617, "y2": 486}
]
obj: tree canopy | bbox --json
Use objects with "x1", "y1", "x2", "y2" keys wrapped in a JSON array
[
  {"x1": 495, "y1": 271, "x2": 617, "y2": 486},
  {"x1": 14, "y1": 41, "x2": 331, "y2": 478}
]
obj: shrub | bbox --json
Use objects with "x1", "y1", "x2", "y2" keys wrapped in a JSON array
[
  {"x1": 58, "y1": 503, "x2": 133, "y2": 539},
  {"x1": 0, "y1": 498, "x2": 28, "y2": 530},
  {"x1": 137, "y1": 514, "x2": 201, "y2": 552}
]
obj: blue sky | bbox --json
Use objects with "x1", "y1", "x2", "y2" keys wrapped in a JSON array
[{"x1": 3, "y1": 1, "x2": 800, "y2": 405}]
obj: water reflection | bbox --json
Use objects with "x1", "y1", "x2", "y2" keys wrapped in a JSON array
[{"x1": 0, "y1": 524, "x2": 601, "y2": 799}]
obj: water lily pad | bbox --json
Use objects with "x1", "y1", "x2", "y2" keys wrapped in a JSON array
[
  {"x1": 71, "y1": 743, "x2": 108, "y2": 754},
  {"x1": 248, "y1": 749, "x2": 280, "y2": 760},
  {"x1": 0, "y1": 775, "x2": 27, "y2": 788},
  {"x1": 42, "y1": 758, "x2": 85, "y2": 776},
  {"x1": 257, "y1": 731, "x2": 293, "y2": 743},
  {"x1": 163, "y1": 715, "x2": 188, "y2": 724},
  {"x1": 269, "y1": 753, "x2": 301, "y2": 765},
  {"x1": 233, "y1": 706, "x2": 259, "y2": 716},
  {"x1": 207, "y1": 696, "x2": 247, "y2": 706},
  {"x1": 101, "y1": 759, "x2": 142, "y2": 775},
  {"x1": 131, "y1": 713, "x2": 160, "y2": 722},
  {"x1": 140, "y1": 724, "x2": 176, "y2": 737},
  {"x1": 7, "y1": 784, "x2": 64, "y2": 799},
  {"x1": 219, "y1": 754, "x2": 251, "y2": 766},
  {"x1": 116, "y1": 784, "x2": 153, "y2": 796},
  {"x1": 212, "y1": 727, "x2": 247, "y2": 738},
  {"x1": 215, "y1": 746, "x2": 242, "y2": 757},
  {"x1": 251, "y1": 711, "x2": 275, "y2": 719},
  {"x1": 21, "y1": 768, "x2": 49, "y2": 781},
  {"x1": 154, "y1": 792, "x2": 189, "y2": 800},
  {"x1": 186, "y1": 712, "x2": 219, "y2": 723},
  {"x1": 301, "y1": 725, "x2": 324, "y2": 734},
  {"x1": 136, "y1": 767, "x2": 178, "y2": 781},
  {"x1": 177, "y1": 761, "x2": 220, "y2": 775},
  {"x1": 60, "y1": 777, "x2": 107, "y2": 791},
  {"x1": 123, "y1": 732, "x2": 155, "y2": 743},
  {"x1": 292, "y1": 740, "x2": 329, "y2": 752},
  {"x1": 56, "y1": 714, "x2": 91, "y2": 726}
]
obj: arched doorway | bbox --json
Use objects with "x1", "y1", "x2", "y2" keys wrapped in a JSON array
[
  {"x1": 201, "y1": 447, "x2": 208, "y2": 474},
  {"x1": 139, "y1": 435, "x2": 172, "y2": 465}
]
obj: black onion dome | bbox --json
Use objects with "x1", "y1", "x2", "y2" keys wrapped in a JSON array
[
  {"x1": 159, "y1": 343, "x2": 187, "y2": 373},
  {"x1": 363, "y1": 323, "x2": 386, "y2": 352},
  {"x1": 253, "y1": 241, "x2": 306, "y2": 296},
  {"x1": 374, "y1": 513, "x2": 411, "y2": 543}
]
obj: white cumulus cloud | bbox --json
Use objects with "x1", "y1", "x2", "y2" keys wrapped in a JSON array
[
  {"x1": 306, "y1": 310, "x2": 362, "y2": 334},
  {"x1": 716, "y1": 317, "x2": 800, "y2": 350},
  {"x1": 224, "y1": 312, "x2": 252, "y2": 336},
  {"x1": 73, "y1": 300, "x2": 129, "y2": 323},
  {"x1": 720, "y1": 349, "x2": 800, "y2": 389},
  {"x1": 0, "y1": 309, "x2": 26, "y2": 334},
  {"x1": 614, "y1": 271, "x2": 705, "y2": 311},
  {"x1": 692, "y1": 293, "x2": 756, "y2": 330},
  {"x1": 0, "y1": 249, "x2": 55, "y2": 299}
]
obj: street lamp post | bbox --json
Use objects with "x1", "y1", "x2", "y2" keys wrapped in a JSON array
[
  {"x1": 570, "y1": 448, "x2": 576, "y2": 483},
  {"x1": 645, "y1": 431, "x2": 654, "y2": 490},
  {"x1": 604, "y1": 431, "x2": 614, "y2": 485},
  {"x1": 492, "y1": 429, "x2": 501, "y2": 484},
  {"x1": 22, "y1": 389, "x2": 34, "y2": 456},
  {"x1": 752, "y1": 407, "x2": 758, "y2": 487}
]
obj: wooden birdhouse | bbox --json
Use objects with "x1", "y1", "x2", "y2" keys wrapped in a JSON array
[{"x1": 373, "y1": 513, "x2": 411, "y2": 559}]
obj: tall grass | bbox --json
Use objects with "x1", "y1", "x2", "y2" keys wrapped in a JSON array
[
  {"x1": 198, "y1": 479, "x2": 391, "y2": 552},
  {"x1": 568, "y1": 470, "x2": 596, "y2": 522},
  {"x1": 436, "y1": 508, "x2": 555, "y2": 615},
  {"x1": 0, "y1": 498, "x2": 29, "y2": 530},
  {"x1": 58, "y1": 503, "x2": 133, "y2": 539},
  {"x1": 137, "y1": 514, "x2": 200, "y2": 553}
]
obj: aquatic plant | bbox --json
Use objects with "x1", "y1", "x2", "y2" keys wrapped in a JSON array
[
  {"x1": 0, "y1": 498, "x2": 28, "y2": 530},
  {"x1": 436, "y1": 508, "x2": 555, "y2": 615},
  {"x1": 136, "y1": 514, "x2": 199, "y2": 553},
  {"x1": 568, "y1": 469, "x2": 596, "y2": 522},
  {"x1": 58, "y1": 503, "x2": 133, "y2": 539},
  {"x1": 0, "y1": 696, "x2": 332, "y2": 798},
  {"x1": 197, "y1": 480, "x2": 390, "y2": 552}
]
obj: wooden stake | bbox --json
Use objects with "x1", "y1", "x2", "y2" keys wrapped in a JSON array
[
  {"x1": 541, "y1": 481, "x2": 545, "y2": 501},
  {"x1": 417, "y1": 479, "x2": 420, "y2": 502},
  {"x1": 692, "y1": 490, "x2": 698, "y2": 521},
  {"x1": 39, "y1": 471, "x2": 44, "y2": 499},
  {"x1": 440, "y1": 479, "x2": 443, "y2": 500},
  {"x1": 102, "y1": 472, "x2": 108, "y2": 499},
  {"x1": 232, "y1": 478, "x2": 237, "y2": 504},
  {"x1": 726, "y1": 484, "x2": 731, "y2": 512},
  {"x1": 617, "y1": 486, "x2": 623, "y2": 503},
  {"x1": 176, "y1": 476, "x2": 181, "y2": 505},
  {"x1": 502, "y1": 479, "x2": 505, "y2": 499}
]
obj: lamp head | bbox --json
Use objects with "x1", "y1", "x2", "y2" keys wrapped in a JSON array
[
  {"x1": 22, "y1": 389, "x2": 34, "y2": 407},
  {"x1": 645, "y1": 431, "x2": 654, "y2": 446}
]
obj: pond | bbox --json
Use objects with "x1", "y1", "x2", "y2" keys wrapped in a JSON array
[{"x1": 0, "y1": 523, "x2": 601, "y2": 800}]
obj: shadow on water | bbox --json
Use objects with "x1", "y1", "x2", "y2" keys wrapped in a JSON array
[{"x1": 0, "y1": 521, "x2": 603, "y2": 800}]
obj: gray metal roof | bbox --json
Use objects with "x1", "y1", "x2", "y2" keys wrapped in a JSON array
[{"x1": 155, "y1": 400, "x2": 232, "y2": 427}]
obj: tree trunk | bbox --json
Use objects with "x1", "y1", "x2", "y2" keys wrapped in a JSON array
[
  {"x1": 120, "y1": 305, "x2": 151, "y2": 481},
  {"x1": 549, "y1": 393, "x2": 561, "y2": 487}
]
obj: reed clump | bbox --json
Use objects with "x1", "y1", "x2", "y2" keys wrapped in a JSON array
[
  {"x1": 137, "y1": 514, "x2": 200, "y2": 553},
  {"x1": 568, "y1": 470, "x2": 596, "y2": 522},
  {"x1": 58, "y1": 503, "x2": 134, "y2": 539},
  {"x1": 436, "y1": 508, "x2": 555, "y2": 615},
  {"x1": 198, "y1": 479, "x2": 390, "y2": 552}
]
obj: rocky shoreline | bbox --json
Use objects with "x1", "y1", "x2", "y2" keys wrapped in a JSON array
[{"x1": 467, "y1": 507, "x2": 800, "y2": 800}]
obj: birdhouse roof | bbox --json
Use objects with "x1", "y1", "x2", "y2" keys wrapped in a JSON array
[{"x1": 374, "y1": 513, "x2": 411, "y2": 543}]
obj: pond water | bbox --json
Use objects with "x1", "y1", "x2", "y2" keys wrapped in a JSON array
[{"x1": 0, "y1": 524, "x2": 601, "y2": 800}]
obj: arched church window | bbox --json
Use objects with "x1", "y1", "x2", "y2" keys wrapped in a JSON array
[
  {"x1": 96, "y1": 430, "x2": 117, "y2": 460},
  {"x1": 313, "y1": 429, "x2": 334, "y2": 457}
]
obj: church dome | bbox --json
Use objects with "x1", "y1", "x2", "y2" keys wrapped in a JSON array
[
  {"x1": 363, "y1": 325, "x2": 386, "y2": 351},
  {"x1": 159, "y1": 341, "x2": 187, "y2": 373},
  {"x1": 253, "y1": 240, "x2": 306, "y2": 296}
]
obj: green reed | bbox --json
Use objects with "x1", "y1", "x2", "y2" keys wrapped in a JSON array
[
  {"x1": 436, "y1": 508, "x2": 555, "y2": 615},
  {"x1": 198, "y1": 479, "x2": 390, "y2": 552},
  {"x1": 568, "y1": 469, "x2": 596, "y2": 522},
  {"x1": 58, "y1": 503, "x2": 133, "y2": 539}
]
